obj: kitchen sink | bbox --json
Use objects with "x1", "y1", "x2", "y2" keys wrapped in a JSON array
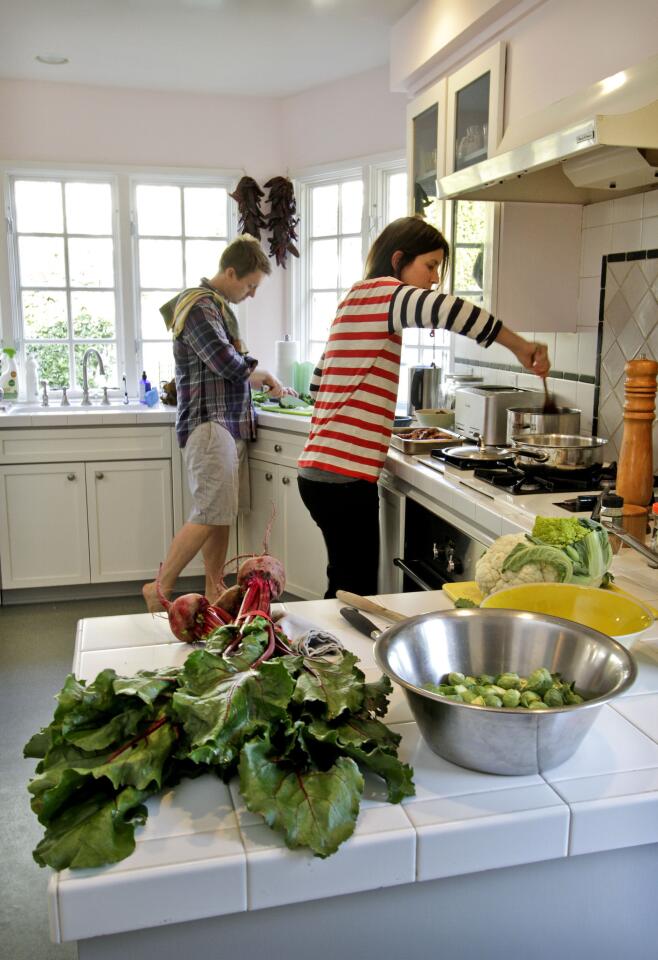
[{"x1": 0, "y1": 401, "x2": 147, "y2": 415}]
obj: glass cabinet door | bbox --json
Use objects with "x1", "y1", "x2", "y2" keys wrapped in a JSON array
[
  {"x1": 446, "y1": 42, "x2": 506, "y2": 176},
  {"x1": 406, "y1": 78, "x2": 447, "y2": 227}
]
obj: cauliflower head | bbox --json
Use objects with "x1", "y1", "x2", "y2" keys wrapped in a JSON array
[{"x1": 475, "y1": 533, "x2": 573, "y2": 597}]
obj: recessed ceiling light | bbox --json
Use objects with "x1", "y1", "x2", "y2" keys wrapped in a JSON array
[{"x1": 35, "y1": 54, "x2": 69, "y2": 65}]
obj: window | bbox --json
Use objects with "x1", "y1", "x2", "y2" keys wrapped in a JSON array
[
  {"x1": 295, "y1": 157, "x2": 407, "y2": 366},
  {"x1": 9, "y1": 176, "x2": 119, "y2": 391},
  {"x1": 133, "y1": 181, "x2": 231, "y2": 385}
]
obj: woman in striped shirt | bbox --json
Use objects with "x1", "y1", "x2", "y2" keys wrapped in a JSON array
[{"x1": 297, "y1": 216, "x2": 550, "y2": 599}]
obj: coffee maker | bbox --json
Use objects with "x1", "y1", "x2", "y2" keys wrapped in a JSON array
[{"x1": 408, "y1": 363, "x2": 441, "y2": 415}]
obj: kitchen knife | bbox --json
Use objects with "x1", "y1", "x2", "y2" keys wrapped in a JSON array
[{"x1": 339, "y1": 606, "x2": 382, "y2": 640}]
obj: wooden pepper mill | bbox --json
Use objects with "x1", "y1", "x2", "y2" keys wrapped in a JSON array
[{"x1": 615, "y1": 354, "x2": 658, "y2": 509}]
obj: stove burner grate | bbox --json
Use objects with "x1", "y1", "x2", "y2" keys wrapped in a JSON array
[{"x1": 471, "y1": 462, "x2": 616, "y2": 495}]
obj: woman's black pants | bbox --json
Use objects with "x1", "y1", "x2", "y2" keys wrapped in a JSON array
[{"x1": 297, "y1": 476, "x2": 380, "y2": 599}]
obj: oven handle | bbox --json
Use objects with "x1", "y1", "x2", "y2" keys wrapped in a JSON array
[{"x1": 393, "y1": 558, "x2": 434, "y2": 592}]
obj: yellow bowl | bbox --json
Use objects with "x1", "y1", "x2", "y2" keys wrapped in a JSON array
[{"x1": 481, "y1": 583, "x2": 654, "y2": 643}]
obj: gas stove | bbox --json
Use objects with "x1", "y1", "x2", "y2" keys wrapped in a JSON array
[{"x1": 471, "y1": 462, "x2": 617, "y2": 496}]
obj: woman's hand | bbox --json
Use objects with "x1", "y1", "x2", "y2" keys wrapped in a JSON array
[{"x1": 495, "y1": 327, "x2": 551, "y2": 378}]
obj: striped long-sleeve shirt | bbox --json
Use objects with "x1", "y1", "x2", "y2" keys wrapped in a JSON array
[{"x1": 297, "y1": 278, "x2": 502, "y2": 481}]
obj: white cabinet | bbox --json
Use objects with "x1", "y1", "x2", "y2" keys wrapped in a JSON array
[
  {"x1": 445, "y1": 42, "x2": 506, "y2": 176},
  {"x1": 0, "y1": 426, "x2": 175, "y2": 592},
  {"x1": 0, "y1": 463, "x2": 90, "y2": 588},
  {"x1": 86, "y1": 460, "x2": 173, "y2": 582},
  {"x1": 240, "y1": 428, "x2": 326, "y2": 600},
  {"x1": 378, "y1": 473, "x2": 405, "y2": 595},
  {"x1": 406, "y1": 77, "x2": 447, "y2": 224},
  {"x1": 0, "y1": 459, "x2": 173, "y2": 589}
]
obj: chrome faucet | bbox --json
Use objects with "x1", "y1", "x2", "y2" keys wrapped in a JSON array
[{"x1": 81, "y1": 349, "x2": 106, "y2": 406}]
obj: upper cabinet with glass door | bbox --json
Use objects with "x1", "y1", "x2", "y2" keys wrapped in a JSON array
[
  {"x1": 406, "y1": 77, "x2": 447, "y2": 228},
  {"x1": 446, "y1": 42, "x2": 506, "y2": 175}
]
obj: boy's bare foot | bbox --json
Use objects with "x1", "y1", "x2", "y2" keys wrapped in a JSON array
[{"x1": 142, "y1": 581, "x2": 167, "y2": 613}]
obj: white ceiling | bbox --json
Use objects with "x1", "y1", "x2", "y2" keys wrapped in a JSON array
[{"x1": 0, "y1": 0, "x2": 418, "y2": 97}]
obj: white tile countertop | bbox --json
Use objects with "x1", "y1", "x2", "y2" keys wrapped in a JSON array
[{"x1": 47, "y1": 589, "x2": 658, "y2": 947}]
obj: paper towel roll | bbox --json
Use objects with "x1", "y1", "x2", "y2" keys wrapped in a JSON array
[{"x1": 275, "y1": 339, "x2": 299, "y2": 389}]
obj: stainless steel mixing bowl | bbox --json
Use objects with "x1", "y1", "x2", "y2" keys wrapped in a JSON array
[{"x1": 374, "y1": 608, "x2": 636, "y2": 775}]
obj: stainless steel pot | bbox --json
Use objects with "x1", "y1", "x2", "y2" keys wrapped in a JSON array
[
  {"x1": 507, "y1": 406, "x2": 581, "y2": 441},
  {"x1": 408, "y1": 364, "x2": 441, "y2": 415},
  {"x1": 512, "y1": 433, "x2": 608, "y2": 471}
]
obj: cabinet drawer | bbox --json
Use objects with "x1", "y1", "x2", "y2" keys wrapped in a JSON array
[
  {"x1": 0, "y1": 427, "x2": 171, "y2": 464},
  {"x1": 249, "y1": 432, "x2": 305, "y2": 466}
]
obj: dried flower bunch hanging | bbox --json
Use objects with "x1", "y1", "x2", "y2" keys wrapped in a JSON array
[
  {"x1": 229, "y1": 176, "x2": 267, "y2": 239},
  {"x1": 264, "y1": 176, "x2": 300, "y2": 268}
]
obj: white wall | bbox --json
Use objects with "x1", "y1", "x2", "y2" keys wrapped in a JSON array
[{"x1": 0, "y1": 67, "x2": 406, "y2": 369}]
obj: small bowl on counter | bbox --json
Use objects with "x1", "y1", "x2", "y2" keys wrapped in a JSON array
[
  {"x1": 414, "y1": 408, "x2": 455, "y2": 429},
  {"x1": 374, "y1": 608, "x2": 636, "y2": 775},
  {"x1": 480, "y1": 583, "x2": 655, "y2": 648}
]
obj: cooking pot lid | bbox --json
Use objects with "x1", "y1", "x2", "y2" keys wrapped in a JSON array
[{"x1": 448, "y1": 443, "x2": 515, "y2": 461}]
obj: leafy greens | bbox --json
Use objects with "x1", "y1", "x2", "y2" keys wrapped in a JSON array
[{"x1": 25, "y1": 618, "x2": 414, "y2": 869}]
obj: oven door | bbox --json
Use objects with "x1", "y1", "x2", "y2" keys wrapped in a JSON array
[{"x1": 395, "y1": 497, "x2": 487, "y2": 592}]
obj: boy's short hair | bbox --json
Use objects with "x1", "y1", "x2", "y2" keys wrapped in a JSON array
[{"x1": 220, "y1": 234, "x2": 272, "y2": 278}]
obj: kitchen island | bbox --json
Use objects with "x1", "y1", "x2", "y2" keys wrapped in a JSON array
[{"x1": 46, "y1": 589, "x2": 658, "y2": 960}]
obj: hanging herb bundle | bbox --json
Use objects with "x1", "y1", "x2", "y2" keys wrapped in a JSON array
[
  {"x1": 24, "y1": 550, "x2": 414, "y2": 869},
  {"x1": 229, "y1": 175, "x2": 267, "y2": 239},
  {"x1": 264, "y1": 176, "x2": 300, "y2": 268}
]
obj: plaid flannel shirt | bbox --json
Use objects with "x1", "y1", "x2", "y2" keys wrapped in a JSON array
[{"x1": 174, "y1": 288, "x2": 257, "y2": 448}]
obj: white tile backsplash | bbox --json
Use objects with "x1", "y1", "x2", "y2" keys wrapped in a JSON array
[
  {"x1": 643, "y1": 190, "x2": 658, "y2": 219},
  {"x1": 611, "y1": 218, "x2": 643, "y2": 254},
  {"x1": 612, "y1": 194, "x2": 645, "y2": 223},
  {"x1": 578, "y1": 276, "x2": 601, "y2": 327},
  {"x1": 554, "y1": 332, "x2": 578, "y2": 371},
  {"x1": 641, "y1": 215, "x2": 658, "y2": 249},
  {"x1": 581, "y1": 224, "x2": 613, "y2": 277},
  {"x1": 583, "y1": 200, "x2": 613, "y2": 229}
]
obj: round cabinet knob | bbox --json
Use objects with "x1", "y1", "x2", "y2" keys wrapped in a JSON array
[
  {"x1": 67, "y1": 473, "x2": 76, "y2": 481},
  {"x1": 265, "y1": 472, "x2": 273, "y2": 481},
  {"x1": 282, "y1": 476, "x2": 291, "y2": 485},
  {"x1": 95, "y1": 472, "x2": 104, "y2": 479},
  {"x1": 274, "y1": 444, "x2": 283, "y2": 452}
]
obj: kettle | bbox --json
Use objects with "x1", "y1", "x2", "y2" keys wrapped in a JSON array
[{"x1": 408, "y1": 364, "x2": 441, "y2": 415}]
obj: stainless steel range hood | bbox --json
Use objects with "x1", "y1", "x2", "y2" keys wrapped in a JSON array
[{"x1": 438, "y1": 54, "x2": 658, "y2": 204}]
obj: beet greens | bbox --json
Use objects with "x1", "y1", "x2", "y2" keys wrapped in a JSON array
[{"x1": 24, "y1": 568, "x2": 414, "y2": 867}]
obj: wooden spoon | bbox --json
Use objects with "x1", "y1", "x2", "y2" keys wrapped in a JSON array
[
  {"x1": 542, "y1": 377, "x2": 559, "y2": 415},
  {"x1": 335, "y1": 590, "x2": 406, "y2": 623}
]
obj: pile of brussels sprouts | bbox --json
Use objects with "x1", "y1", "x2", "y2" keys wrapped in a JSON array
[{"x1": 423, "y1": 668, "x2": 586, "y2": 710}]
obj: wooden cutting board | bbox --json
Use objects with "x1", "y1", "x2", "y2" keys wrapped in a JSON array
[{"x1": 442, "y1": 580, "x2": 658, "y2": 617}]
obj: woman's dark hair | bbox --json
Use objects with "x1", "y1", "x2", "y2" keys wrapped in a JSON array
[{"x1": 364, "y1": 215, "x2": 450, "y2": 284}]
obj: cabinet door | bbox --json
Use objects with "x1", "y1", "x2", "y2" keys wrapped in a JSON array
[
  {"x1": 406, "y1": 77, "x2": 447, "y2": 226},
  {"x1": 278, "y1": 467, "x2": 327, "y2": 600},
  {"x1": 446, "y1": 42, "x2": 506, "y2": 175},
  {"x1": 0, "y1": 463, "x2": 90, "y2": 588},
  {"x1": 86, "y1": 460, "x2": 173, "y2": 582},
  {"x1": 240, "y1": 460, "x2": 283, "y2": 561}
]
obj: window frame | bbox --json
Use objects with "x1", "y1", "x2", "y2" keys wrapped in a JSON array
[
  {"x1": 291, "y1": 153, "x2": 408, "y2": 365},
  {"x1": 129, "y1": 172, "x2": 238, "y2": 387},
  {"x1": 5, "y1": 170, "x2": 123, "y2": 397}
]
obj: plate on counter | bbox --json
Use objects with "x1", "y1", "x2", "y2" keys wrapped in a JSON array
[{"x1": 390, "y1": 427, "x2": 463, "y2": 455}]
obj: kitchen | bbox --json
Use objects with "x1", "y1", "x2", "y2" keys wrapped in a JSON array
[{"x1": 2, "y1": 1, "x2": 658, "y2": 958}]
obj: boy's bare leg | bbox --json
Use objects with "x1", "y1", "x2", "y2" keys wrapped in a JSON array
[
  {"x1": 142, "y1": 522, "x2": 214, "y2": 612},
  {"x1": 201, "y1": 525, "x2": 231, "y2": 601}
]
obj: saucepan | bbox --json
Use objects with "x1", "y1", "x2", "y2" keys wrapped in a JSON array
[
  {"x1": 511, "y1": 433, "x2": 608, "y2": 472},
  {"x1": 507, "y1": 406, "x2": 581, "y2": 441}
]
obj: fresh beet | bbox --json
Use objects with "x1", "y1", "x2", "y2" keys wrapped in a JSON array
[{"x1": 237, "y1": 555, "x2": 286, "y2": 600}]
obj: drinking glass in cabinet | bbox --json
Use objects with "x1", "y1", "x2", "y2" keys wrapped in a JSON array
[{"x1": 454, "y1": 72, "x2": 490, "y2": 171}]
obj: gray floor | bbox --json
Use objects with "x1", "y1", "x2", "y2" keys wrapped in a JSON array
[{"x1": 0, "y1": 595, "x2": 146, "y2": 960}]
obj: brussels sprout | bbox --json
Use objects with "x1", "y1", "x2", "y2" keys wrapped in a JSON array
[
  {"x1": 487, "y1": 685, "x2": 507, "y2": 698},
  {"x1": 448, "y1": 672, "x2": 466, "y2": 686},
  {"x1": 484, "y1": 693, "x2": 503, "y2": 708},
  {"x1": 464, "y1": 676, "x2": 477, "y2": 687},
  {"x1": 543, "y1": 687, "x2": 564, "y2": 708},
  {"x1": 526, "y1": 668, "x2": 553, "y2": 694},
  {"x1": 477, "y1": 674, "x2": 496, "y2": 686},
  {"x1": 443, "y1": 694, "x2": 464, "y2": 702},
  {"x1": 562, "y1": 687, "x2": 584, "y2": 705},
  {"x1": 453, "y1": 684, "x2": 469, "y2": 696},
  {"x1": 470, "y1": 695, "x2": 486, "y2": 706},
  {"x1": 461, "y1": 689, "x2": 480, "y2": 704},
  {"x1": 496, "y1": 672, "x2": 521, "y2": 690},
  {"x1": 519, "y1": 690, "x2": 541, "y2": 708},
  {"x1": 502, "y1": 689, "x2": 521, "y2": 708},
  {"x1": 528, "y1": 700, "x2": 550, "y2": 710}
]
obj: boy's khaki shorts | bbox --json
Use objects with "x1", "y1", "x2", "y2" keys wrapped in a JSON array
[{"x1": 183, "y1": 421, "x2": 250, "y2": 526}]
